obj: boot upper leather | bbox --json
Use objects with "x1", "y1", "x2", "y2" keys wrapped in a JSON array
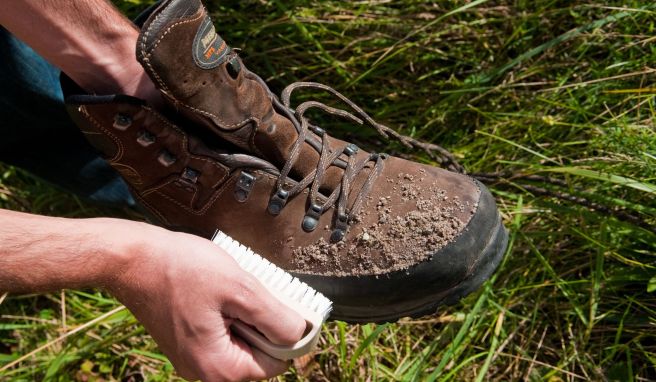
[
  {"x1": 67, "y1": 96, "x2": 481, "y2": 279},
  {"x1": 63, "y1": 0, "x2": 507, "y2": 321}
]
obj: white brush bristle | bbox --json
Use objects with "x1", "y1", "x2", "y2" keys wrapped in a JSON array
[{"x1": 212, "y1": 231, "x2": 332, "y2": 320}]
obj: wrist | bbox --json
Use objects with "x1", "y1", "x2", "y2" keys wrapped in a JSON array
[
  {"x1": 113, "y1": 65, "x2": 164, "y2": 108},
  {"x1": 82, "y1": 218, "x2": 158, "y2": 290},
  {"x1": 66, "y1": 28, "x2": 162, "y2": 106},
  {"x1": 62, "y1": 27, "x2": 139, "y2": 95},
  {"x1": 83, "y1": 29, "x2": 163, "y2": 107},
  {"x1": 0, "y1": 0, "x2": 162, "y2": 104}
]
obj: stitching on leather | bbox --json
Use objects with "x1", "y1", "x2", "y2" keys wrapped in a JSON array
[
  {"x1": 153, "y1": 173, "x2": 233, "y2": 215},
  {"x1": 142, "y1": 177, "x2": 176, "y2": 197},
  {"x1": 139, "y1": 0, "x2": 171, "y2": 55},
  {"x1": 79, "y1": 108, "x2": 124, "y2": 162},
  {"x1": 142, "y1": 58, "x2": 169, "y2": 93},
  {"x1": 145, "y1": 11, "x2": 204, "y2": 58},
  {"x1": 248, "y1": 117, "x2": 264, "y2": 155},
  {"x1": 141, "y1": 178, "x2": 194, "y2": 199},
  {"x1": 139, "y1": 2, "x2": 177, "y2": 92},
  {"x1": 145, "y1": 168, "x2": 244, "y2": 216},
  {"x1": 133, "y1": 191, "x2": 170, "y2": 225},
  {"x1": 144, "y1": 106, "x2": 230, "y2": 187},
  {"x1": 142, "y1": 105, "x2": 230, "y2": 210},
  {"x1": 138, "y1": 4, "x2": 256, "y2": 129},
  {"x1": 112, "y1": 163, "x2": 145, "y2": 186},
  {"x1": 178, "y1": 101, "x2": 254, "y2": 129},
  {"x1": 143, "y1": 177, "x2": 199, "y2": 206},
  {"x1": 198, "y1": 169, "x2": 235, "y2": 213},
  {"x1": 139, "y1": 2, "x2": 205, "y2": 92}
]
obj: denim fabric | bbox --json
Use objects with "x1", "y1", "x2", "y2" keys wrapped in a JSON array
[{"x1": 0, "y1": 27, "x2": 134, "y2": 208}]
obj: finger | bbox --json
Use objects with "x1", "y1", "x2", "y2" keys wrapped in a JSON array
[
  {"x1": 200, "y1": 333, "x2": 289, "y2": 381},
  {"x1": 224, "y1": 272, "x2": 307, "y2": 345},
  {"x1": 250, "y1": 344, "x2": 290, "y2": 379}
]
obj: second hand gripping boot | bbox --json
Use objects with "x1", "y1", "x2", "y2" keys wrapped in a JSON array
[{"x1": 66, "y1": 0, "x2": 508, "y2": 323}]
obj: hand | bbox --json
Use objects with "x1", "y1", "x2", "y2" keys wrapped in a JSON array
[
  {"x1": 113, "y1": 64, "x2": 166, "y2": 110},
  {"x1": 0, "y1": 0, "x2": 164, "y2": 109},
  {"x1": 108, "y1": 226, "x2": 306, "y2": 381},
  {"x1": 0, "y1": 211, "x2": 304, "y2": 380}
]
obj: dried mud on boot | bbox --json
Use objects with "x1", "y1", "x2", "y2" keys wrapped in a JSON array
[{"x1": 290, "y1": 173, "x2": 477, "y2": 276}]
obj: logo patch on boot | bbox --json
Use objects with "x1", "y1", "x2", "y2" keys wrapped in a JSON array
[{"x1": 192, "y1": 16, "x2": 229, "y2": 69}]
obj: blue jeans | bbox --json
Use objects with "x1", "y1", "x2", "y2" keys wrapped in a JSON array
[{"x1": 0, "y1": 27, "x2": 134, "y2": 208}]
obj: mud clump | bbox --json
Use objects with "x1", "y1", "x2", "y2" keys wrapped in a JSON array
[{"x1": 290, "y1": 172, "x2": 476, "y2": 276}]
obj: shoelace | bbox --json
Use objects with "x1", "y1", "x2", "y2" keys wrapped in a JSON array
[{"x1": 263, "y1": 80, "x2": 463, "y2": 242}]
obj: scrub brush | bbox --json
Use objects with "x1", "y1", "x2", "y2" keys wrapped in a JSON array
[{"x1": 211, "y1": 230, "x2": 332, "y2": 360}]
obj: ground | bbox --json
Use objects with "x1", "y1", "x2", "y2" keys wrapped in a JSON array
[{"x1": 1, "y1": 0, "x2": 655, "y2": 380}]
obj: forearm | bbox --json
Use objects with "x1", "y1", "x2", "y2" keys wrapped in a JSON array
[
  {"x1": 0, "y1": 209, "x2": 144, "y2": 293},
  {"x1": 0, "y1": 1, "x2": 157, "y2": 101}
]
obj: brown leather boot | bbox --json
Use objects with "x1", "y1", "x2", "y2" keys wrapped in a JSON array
[{"x1": 64, "y1": 0, "x2": 507, "y2": 322}]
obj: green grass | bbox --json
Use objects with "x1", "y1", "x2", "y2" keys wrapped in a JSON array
[{"x1": 2, "y1": 0, "x2": 656, "y2": 380}]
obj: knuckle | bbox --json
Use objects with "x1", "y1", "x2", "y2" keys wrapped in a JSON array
[
  {"x1": 239, "y1": 273, "x2": 262, "y2": 294},
  {"x1": 232, "y1": 274, "x2": 265, "y2": 306}
]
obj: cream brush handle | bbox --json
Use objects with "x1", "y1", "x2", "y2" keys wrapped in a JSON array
[{"x1": 232, "y1": 304, "x2": 323, "y2": 360}]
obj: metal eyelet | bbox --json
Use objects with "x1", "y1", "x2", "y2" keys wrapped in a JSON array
[
  {"x1": 137, "y1": 130, "x2": 156, "y2": 146},
  {"x1": 302, "y1": 203, "x2": 323, "y2": 232},
  {"x1": 226, "y1": 57, "x2": 241, "y2": 79},
  {"x1": 344, "y1": 143, "x2": 359, "y2": 156},
  {"x1": 113, "y1": 114, "x2": 132, "y2": 130},
  {"x1": 310, "y1": 125, "x2": 325, "y2": 136},
  {"x1": 173, "y1": 180, "x2": 195, "y2": 193},
  {"x1": 234, "y1": 171, "x2": 256, "y2": 202},
  {"x1": 181, "y1": 167, "x2": 200, "y2": 184},
  {"x1": 267, "y1": 189, "x2": 289, "y2": 215},
  {"x1": 330, "y1": 213, "x2": 349, "y2": 242},
  {"x1": 158, "y1": 150, "x2": 176, "y2": 166}
]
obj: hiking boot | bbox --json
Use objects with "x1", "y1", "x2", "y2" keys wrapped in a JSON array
[{"x1": 64, "y1": 0, "x2": 508, "y2": 323}]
